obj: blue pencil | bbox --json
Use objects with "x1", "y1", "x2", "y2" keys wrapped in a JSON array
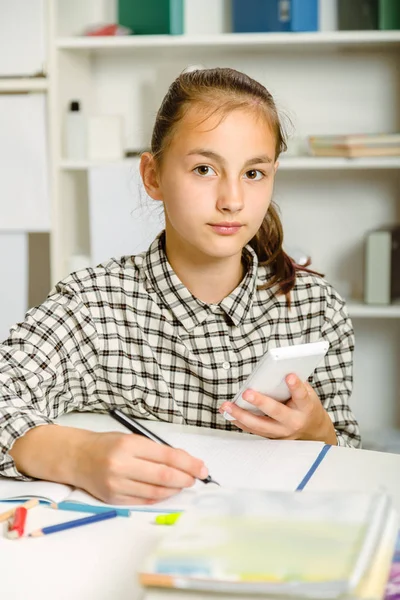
[
  {"x1": 29, "y1": 509, "x2": 118, "y2": 537},
  {"x1": 51, "y1": 501, "x2": 131, "y2": 517}
]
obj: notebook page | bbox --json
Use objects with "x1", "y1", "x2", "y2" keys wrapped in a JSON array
[
  {"x1": 68, "y1": 434, "x2": 325, "y2": 511},
  {"x1": 0, "y1": 477, "x2": 72, "y2": 504},
  {"x1": 159, "y1": 432, "x2": 325, "y2": 490}
]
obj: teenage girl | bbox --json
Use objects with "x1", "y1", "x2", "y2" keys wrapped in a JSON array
[{"x1": 0, "y1": 68, "x2": 360, "y2": 505}]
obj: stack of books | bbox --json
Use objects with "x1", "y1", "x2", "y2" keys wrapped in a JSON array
[
  {"x1": 307, "y1": 134, "x2": 400, "y2": 158},
  {"x1": 140, "y1": 487, "x2": 399, "y2": 599}
]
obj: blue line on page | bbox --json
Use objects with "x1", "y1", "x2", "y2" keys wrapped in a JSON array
[{"x1": 296, "y1": 444, "x2": 331, "y2": 491}]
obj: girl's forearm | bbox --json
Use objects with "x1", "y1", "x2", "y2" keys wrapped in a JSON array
[{"x1": 9, "y1": 425, "x2": 97, "y2": 486}]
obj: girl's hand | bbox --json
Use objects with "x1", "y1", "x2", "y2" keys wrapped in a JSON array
[
  {"x1": 74, "y1": 431, "x2": 209, "y2": 506},
  {"x1": 219, "y1": 374, "x2": 337, "y2": 445}
]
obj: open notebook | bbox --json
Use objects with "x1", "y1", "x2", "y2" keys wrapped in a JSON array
[
  {"x1": 140, "y1": 488, "x2": 399, "y2": 600},
  {"x1": 0, "y1": 421, "x2": 329, "y2": 512}
]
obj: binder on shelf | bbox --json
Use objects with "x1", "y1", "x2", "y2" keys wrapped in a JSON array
[
  {"x1": 338, "y1": 0, "x2": 378, "y2": 30},
  {"x1": 364, "y1": 225, "x2": 400, "y2": 305},
  {"x1": 338, "y1": 0, "x2": 400, "y2": 31},
  {"x1": 118, "y1": 0, "x2": 183, "y2": 35},
  {"x1": 379, "y1": 0, "x2": 400, "y2": 30},
  {"x1": 232, "y1": 0, "x2": 318, "y2": 33}
]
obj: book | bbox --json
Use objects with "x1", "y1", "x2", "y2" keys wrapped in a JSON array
[
  {"x1": 380, "y1": 0, "x2": 400, "y2": 30},
  {"x1": 309, "y1": 133, "x2": 400, "y2": 146},
  {"x1": 139, "y1": 487, "x2": 398, "y2": 599},
  {"x1": 307, "y1": 133, "x2": 400, "y2": 158},
  {"x1": 309, "y1": 146, "x2": 400, "y2": 158},
  {"x1": 232, "y1": 0, "x2": 318, "y2": 33},
  {"x1": 364, "y1": 225, "x2": 400, "y2": 305},
  {"x1": 118, "y1": 0, "x2": 183, "y2": 36},
  {"x1": 385, "y1": 532, "x2": 400, "y2": 599},
  {"x1": 0, "y1": 425, "x2": 328, "y2": 512},
  {"x1": 338, "y1": 0, "x2": 379, "y2": 31}
]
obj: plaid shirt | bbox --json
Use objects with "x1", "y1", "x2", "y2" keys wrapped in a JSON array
[{"x1": 0, "y1": 233, "x2": 360, "y2": 479}]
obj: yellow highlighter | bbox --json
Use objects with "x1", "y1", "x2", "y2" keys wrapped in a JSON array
[{"x1": 155, "y1": 512, "x2": 182, "y2": 526}]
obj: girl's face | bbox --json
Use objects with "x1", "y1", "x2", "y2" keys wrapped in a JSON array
[{"x1": 148, "y1": 105, "x2": 278, "y2": 262}]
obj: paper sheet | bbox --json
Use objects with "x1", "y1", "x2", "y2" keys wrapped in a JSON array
[{"x1": 69, "y1": 433, "x2": 325, "y2": 511}]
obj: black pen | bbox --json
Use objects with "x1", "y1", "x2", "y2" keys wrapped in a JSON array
[{"x1": 110, "y1": 408, "x2": 220, "y2": 486}]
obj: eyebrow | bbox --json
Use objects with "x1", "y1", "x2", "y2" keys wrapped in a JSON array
[{"x1": 187, "y1": 149, "x2": 273, "y2": 168}]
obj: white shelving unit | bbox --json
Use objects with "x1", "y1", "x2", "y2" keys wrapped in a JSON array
[
  {"x1": 0, "y1": 78, "x2": 48, "y2": 93},
  {"x1": 56, "y1": 29, "x2": 400, "y2": 51},
  {"x1": 347, "y1": 302, "x2": 400, "y2": 319},
  {"x1": 46, "y1": 1, "x2": 400, "y2": 438}
]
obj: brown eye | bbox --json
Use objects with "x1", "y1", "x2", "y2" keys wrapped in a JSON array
[
  {"x1": 194, "y1": 165, "x2": 216, "y2": 177},
  {"x1": 244, "y1": 169, "x2": 263, "y2": 181}
]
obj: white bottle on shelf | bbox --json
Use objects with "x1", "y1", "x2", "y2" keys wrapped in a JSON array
[{"x1": 64, "y1": 100, "x2": 86, "y2": 160}]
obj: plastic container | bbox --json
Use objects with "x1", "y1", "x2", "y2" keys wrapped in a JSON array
[{"x1": 64, "y1": 100, "x2": 86, "y2": 160}]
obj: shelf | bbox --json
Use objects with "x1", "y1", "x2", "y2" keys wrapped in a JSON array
[
  {"x1": 347, "y1": 301, "x2": 400, "y2": 319},
  {"x1": 60, "y1": 158, "x2": 137, "y2": 170},
  {"x1": 0, "y1": 77, "x2": 47, "y2": 93},
  {"x1": 60, "y1": 156, "x2": 400, "y2": 172},
  {"x1": 0, "y1": 226, "x2": 51, "y2": 233},
  {"x1": 56, "y1": 31, "x2": 400, "y2": 54},
  {"x1": 279, "y1": 156, "x2": 400, "y2": 170}
]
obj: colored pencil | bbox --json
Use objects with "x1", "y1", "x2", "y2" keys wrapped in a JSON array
[
  {"x1": 29, "y1": 509, "x2": 118, "y2": 537},
  {"x1": 0, "y1": 498, "x2": 39, "y2": 524},
  {"x1": 50, "y1": 501, "x2": 130, "y2": 517},
  {"x1": 7, "y1": 506, "x2": 28, "y2": 539}
]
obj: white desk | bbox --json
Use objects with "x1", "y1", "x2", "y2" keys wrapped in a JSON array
[{"x1": 1, "y1": 414, "x2": 400, "y2": 600}]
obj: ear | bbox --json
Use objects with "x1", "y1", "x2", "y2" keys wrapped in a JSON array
[{"x1": 140, "y1": 152, "x2": 163, "y2": 201}]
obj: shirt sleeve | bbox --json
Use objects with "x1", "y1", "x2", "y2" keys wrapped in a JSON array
[
  {"x1": 0, "y1": 283, "x2": 99, "y2": 479},
  {"x1": 310, "y1": 283, "x2": 361, "y2": 449}
]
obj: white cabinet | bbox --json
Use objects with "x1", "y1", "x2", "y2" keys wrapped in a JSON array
[
  {"x1": 44, "y1": 4, "x2": 400, "y2": 440},
  {"x1": 0, "y1": 2, "x2": 49, "y2": 338},
  {"x1": 0, "y1": 0, "x2": 46, "y2": 77},
  {"x1": 0, "y1": 94, "x2": 50, "y2": 231}
]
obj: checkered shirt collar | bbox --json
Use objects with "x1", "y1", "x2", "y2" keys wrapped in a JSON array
[{"x1": 141, "y1": 232, "x2": 259, "y2": 331}]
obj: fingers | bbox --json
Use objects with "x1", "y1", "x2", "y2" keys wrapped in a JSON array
[
  {"x1": 106, "y1": 472, "x2": 192, "y2": 505},
  {"x1": 220, "y1": 400, "x2": 288, "y2": 438},
  {"x1": 231, "y1": 420, "x2": 287, "y2": 438},
  {"x1": 221, "y1": 390, "x2": 292, "y2": 425},
  {"x1": 131, "y1": 435, "x2": 209, "y2": 481},
  {"x1": 96, "y1": 437, "x2": 205, "y2": 504},
  {"x1": 126, "y1": 456, "x2": 197, "y2": 490},
  {"x1": 219, "y1": 376, "x2": 316, "y2": 439}
]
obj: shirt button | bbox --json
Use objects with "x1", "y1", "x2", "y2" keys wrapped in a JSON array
[{"x1": 222, "y1": 361, "x2": 230, "y2": 370}]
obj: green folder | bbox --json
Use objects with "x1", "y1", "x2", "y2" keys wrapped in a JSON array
[
  {"x1": 118, "y1": 0, "x2": 184, "y2": 35},
  {"x1": 379, "y1": 0, "x2": 400, "y2": 29}
]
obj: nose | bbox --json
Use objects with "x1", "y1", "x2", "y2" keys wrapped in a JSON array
[{"x1": 216, "y1": 177, "x2": 244, "y2": 214}]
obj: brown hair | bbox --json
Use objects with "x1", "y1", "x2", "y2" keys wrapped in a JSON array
[{"x1": 151, "y1": 67, "x2": 320, "y2": 300}]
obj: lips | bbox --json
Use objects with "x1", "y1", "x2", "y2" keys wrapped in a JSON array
[{"x1": 209, "y1": 222, "x2": 243, "y2": 235}]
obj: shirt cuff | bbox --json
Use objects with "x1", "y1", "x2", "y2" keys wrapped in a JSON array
[{"x1": 335, "y1": 431, "x2": 361, "y2": 449}]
